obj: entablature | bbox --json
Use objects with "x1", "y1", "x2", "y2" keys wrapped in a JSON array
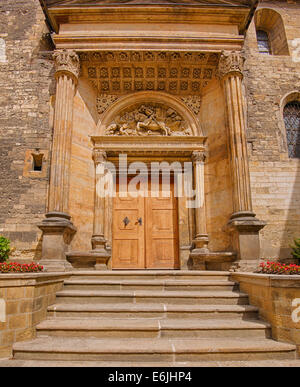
[{"x1": 41, "y1": 1, "x2": 257, "y2": 51}]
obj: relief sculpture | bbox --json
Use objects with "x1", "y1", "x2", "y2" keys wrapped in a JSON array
[{"x1": 105, "y1": 104, "x2": 192, "y2": 136}]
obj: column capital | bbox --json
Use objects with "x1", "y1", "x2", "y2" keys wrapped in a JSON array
[
  {"x1": 92, "y1": 149, "x2": 107, "y2": 165},
  {"x1": 218, "y1": 51, "x2": 245, "y2": 80},
  {"x1": 53, "y1": 49, "x2": 80, "y2": 81},
  {"x1": 191, "y1": 150, "x2": 207, "y2": 164}
]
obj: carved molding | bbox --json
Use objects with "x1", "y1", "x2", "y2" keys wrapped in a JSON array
[
  {"x1": 97, "y1": 94, "x2": 119, "y2": 115},
  {"x1": 53, "y1": 49, "x2": 80, "y2": 80},
  {"x1": 218, "y1": 51, "x2": 245, "y2": 79},
  {"x1": 181, "y1": 96, "x2": 202, "y2": 115},
  {"x1": 105, "y1": 103, "x2": 192, "y2": 137}
]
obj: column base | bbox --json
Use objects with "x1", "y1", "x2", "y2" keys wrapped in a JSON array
[
  {"x1": 66, "y1": 250, "x2": 111, "y2": 271},
  {"x1": 189, "y1": 250, "x2": 237, "y2": 271},
  {"x1": 227, "y1": 211, "x2": 266, "y2": 270},
  {"x1": 37, "y1": 212, "x2": 77, "y2": 272}
]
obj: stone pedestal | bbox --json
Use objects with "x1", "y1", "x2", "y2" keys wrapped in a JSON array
[
  {"x1": 227, "y1": 211, "x2": 266, "y2": 271},
  {"x1": 38, "y1": 212, "x2": 76, "y2": 272},
  {"x1": 218, "y1": 51, "x2": 266, "y2": 269}
]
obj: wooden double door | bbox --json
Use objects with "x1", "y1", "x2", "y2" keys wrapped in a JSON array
[{"x1": 112, "y1": 176, "x2": 179, "y2": 269}]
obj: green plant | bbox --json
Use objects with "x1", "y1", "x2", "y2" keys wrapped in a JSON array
[
  {"x1": 291, "y1": 238, "x2": 300, "y2": 262},
  {"x1": 0, "y1": 236, "x2": 11, "y2": 262}
]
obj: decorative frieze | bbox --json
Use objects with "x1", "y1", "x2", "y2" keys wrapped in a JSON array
[{"x1": 105, "y1": 103, "x2": 192, "y2": 136}]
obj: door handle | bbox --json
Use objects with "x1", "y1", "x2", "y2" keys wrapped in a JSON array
[
  {"x1": 123, "y1": 217, "x2": 130, "y2": 227},
  {"x1": 137, "y1": 217, "x2": 143, "y2": 226}
]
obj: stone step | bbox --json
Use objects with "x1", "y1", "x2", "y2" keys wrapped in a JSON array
[
  {"x1": 63, "y1": 279, "x2": 238, "y2": 292},
  {"x1": 13, "y1": 337, "x2": 296, "y2": 362},
  {"x1": 36, "y1": 317, "x2": 272, "y2": 339},
  {"x1": 55, "y1": 289, "x2": 248, "y2": 305},
  {"x1": 47, "y1": 303, "x2": 259, "y2": 320},
  {"x1": 69, "y1": 270, "x2": 231, "y2": 281},
  {"x1": 3, "y1": 359, "x2": 300, "y2": 367}
]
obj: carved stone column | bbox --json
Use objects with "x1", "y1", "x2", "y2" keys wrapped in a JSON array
[
  {"x1": 38, "y1": 49, "x2": 79, "y2": 271},
  {"x1": 218, "y1": 51, "x2": 265, "y2": 270},
  {"x1": 91, "y1": 150, "x2": 111, "y2": 270},
  {"x1": 189, "y1": 151, "x2": 209, "y2": 270}
]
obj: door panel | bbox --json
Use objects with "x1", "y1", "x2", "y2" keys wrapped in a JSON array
[
  {"x1": 112, "y1": 176, "x2": 179, "y2": 269},
  {"x1": 145, "y1": 180, "x2": 179, "y2": 269},
  {"x1": 112, "y1": 180, "x2": 145, "y2": 269}
]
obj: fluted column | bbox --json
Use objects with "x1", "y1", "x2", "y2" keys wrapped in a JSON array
[
  {"x1": 91, "y1": 150, "x2": 111, "y2": 270},
  {"x1": 191, "y1": 151, "x2": 209, "y2": 251},
  {"x1": 189, "y1": 151, "x2": 210, "y2": 270},
  {"x1": 92, "y1": 150, "x2": 107, "y2": 251},
  {"x1": 38, "y1": 49, "x2": 79, "y2": 270},
  {"x1": 49, "y1": 49, "x2": 80, "y2": 214},
  {"x1": 218, "y1": 51, "x2": 265, "y2": 268},
  {"x1": 218, "y1": 51, "x2": 252, "y2": 216}
]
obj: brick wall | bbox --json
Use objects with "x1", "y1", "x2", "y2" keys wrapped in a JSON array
[
  {"x1": 244, "y1": 1, "x2": 300, "y2": 260},
  {"x1": 0, "y1": 0, "x2": 54, "y2": 261}
]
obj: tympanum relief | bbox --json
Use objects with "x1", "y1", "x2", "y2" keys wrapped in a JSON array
[{"x1": 105, "y1": 104, "x2": 192, "y2": 136}]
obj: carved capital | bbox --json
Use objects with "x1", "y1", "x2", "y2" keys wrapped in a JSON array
[
  {"x1": 92, "y1": 149, "x2": 107, "y2": 165},
  {"x1": 191, "y1": 151, "x2": 207, "y2": 164},
  {"x1": 53, "y1": 49, "x2": 80, "y2": 81},
  {"x1": 218, "y1": 51, "x2": 245, "y2": 80}
]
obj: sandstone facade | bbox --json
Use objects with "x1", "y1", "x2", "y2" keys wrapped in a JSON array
[{"x1": 0, "y1": 0, "x2": 299, "y2": 269}]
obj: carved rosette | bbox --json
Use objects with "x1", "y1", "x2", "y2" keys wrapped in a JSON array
[
  {"x1": 97, "y1": 95, "x2": 119, "y2": 115},
  {"x1": 181, "y1": 96, "x2": 201, "y2": 115},
  {"x1": 218, "y1": 51, "x2": 245, "y2": 80},
  {"x1": 53, "y1": 49, "x2": 80, "y2": 82}
]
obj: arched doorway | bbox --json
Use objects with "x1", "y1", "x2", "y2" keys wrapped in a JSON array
[{"x1": 92, "y1": 92, "x2": 206, "y2": 270}]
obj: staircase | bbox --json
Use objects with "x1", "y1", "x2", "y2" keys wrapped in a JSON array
[{"x1": 10, "y1": 271, "x2": 297, "y2": 366}]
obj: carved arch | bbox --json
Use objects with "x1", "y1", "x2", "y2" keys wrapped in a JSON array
[{"x1": 96, "y1": 91, "x2": 203, "y2": 137}]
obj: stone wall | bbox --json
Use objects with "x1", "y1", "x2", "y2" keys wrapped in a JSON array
[
  {"x1": 244, "y1": 1, "x2": 300, "y2": 260},
  {"x1": 232, "y1": 272, "x2": 300, "y2": 356},
  {"x1": 0, "y1": 0, "x2": 54, "y2": 261},
  {"x1": 68, "y1": 79, "x2": 98, "y2": 252},
  {"x1": 200, "y1": 79, "x2": 233, "y2": 252},
  {"x1": 0, "y1": 273, "x2": 68, "y2": 358}
]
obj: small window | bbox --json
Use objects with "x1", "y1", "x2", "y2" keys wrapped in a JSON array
[
  {"x1": 256, "y1": 30, "x2": 271, "y2": 54},
  {"x1": 284, "y1": 101, "x2": 300, "y2": 158},
  {"x1": 32, "y1": 153, "x2": 43, "y2": 171}
]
